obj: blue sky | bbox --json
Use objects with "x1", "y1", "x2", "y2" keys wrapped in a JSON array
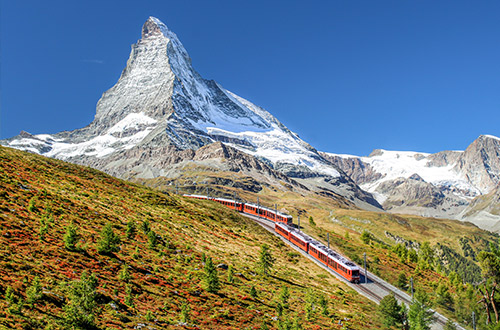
[{"x1": 1, "y1": 0, "x2": 500, "y2": 156}]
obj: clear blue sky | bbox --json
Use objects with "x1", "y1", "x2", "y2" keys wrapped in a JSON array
[{"x1": 2, "y1": 0, "x2": 500, "y2": 156}]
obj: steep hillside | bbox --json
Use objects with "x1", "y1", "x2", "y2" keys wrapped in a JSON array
[{"x1": 0, "y1": 146, "x2": 379, "y2": 329}]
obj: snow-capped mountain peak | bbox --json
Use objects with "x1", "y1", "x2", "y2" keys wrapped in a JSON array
[{"x1": 2, "y1": 17, "x2": 347, "y2": 182}]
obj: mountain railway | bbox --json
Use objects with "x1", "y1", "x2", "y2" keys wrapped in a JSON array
[{"x1": 183, "y1": 194, "x2": 464, "y2": 330}]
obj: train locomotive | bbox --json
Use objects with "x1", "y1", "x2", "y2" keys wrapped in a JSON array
[{"x1": 183, "y1": 194, "x2": 360, "y2": 283}]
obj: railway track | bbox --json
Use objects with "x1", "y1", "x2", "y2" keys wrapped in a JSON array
[{"x1": 244, "y1": 213, "x2": 465, "y2": 330}]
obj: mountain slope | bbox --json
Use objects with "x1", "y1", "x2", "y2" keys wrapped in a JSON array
[
  {"x1": 0, "y1": 146, "x2": 380, "y2": 329},
  {"x1": 1, "y1": 16, "x2": 380, "y2": 211}
]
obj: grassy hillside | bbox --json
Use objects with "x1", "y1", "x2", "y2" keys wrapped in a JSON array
[
  {"x1": 0, "y1": 146, "x2": 380, "y2": 330},
  {"x1": 141, "y1": 171, "x2": 498, "y2": 327}
]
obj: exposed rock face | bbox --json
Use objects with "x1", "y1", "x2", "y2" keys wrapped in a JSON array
[
  {"x1": 320, "y1": 152, "x2": 383, "y2": 185},
  {"x1": 454, "y1": 135, "x2": 500, "y2": 194},
  {"x1": 1, "y1": 17, "x2": 380, "y2": 210}
]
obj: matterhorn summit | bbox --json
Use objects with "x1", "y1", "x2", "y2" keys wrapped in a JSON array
[{"x1": 2, "y1": 17, "x2": 379, "y2": 209}]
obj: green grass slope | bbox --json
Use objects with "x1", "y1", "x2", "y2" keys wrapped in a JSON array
[{"x1": 0, "y1": 146, "x2": 379, "y2": 330}]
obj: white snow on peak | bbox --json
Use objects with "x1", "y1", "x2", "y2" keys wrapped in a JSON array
[
  {"x1": 482, "y1": 134, "x2": 500, "y2": 141},
  {"x1": 108, "y1": 113, "x2": 157, "y2": 134},
  {"x1": 363, "y1": 150, "x2": 451, "y2": 183}
]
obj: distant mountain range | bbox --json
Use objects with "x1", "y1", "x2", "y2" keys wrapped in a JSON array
[
  {"x1": 2, "y1": 17, "x2": 499, "y2": 231},
  {"x1": 323, "y1": 134, "x2": 500, "y2": 231}
]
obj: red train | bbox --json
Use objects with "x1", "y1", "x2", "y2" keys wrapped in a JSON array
[
  {"x1": 275, "y1": 222, "x2": 360, "y2": 283},
  {"x1": 183, "y1": 194, "x2": 360, "y2": 283},
  {"x1": 183, "y1": 194, "x2": 293, "y2": 224}
]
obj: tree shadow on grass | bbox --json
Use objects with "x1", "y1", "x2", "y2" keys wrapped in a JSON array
[{"x1": 269, "y1": 274, "x2": 305, "y2": 288}]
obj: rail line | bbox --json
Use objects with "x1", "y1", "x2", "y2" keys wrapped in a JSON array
[{"x1": 243, "y1": 213, "x2": 464, "y2": 330}]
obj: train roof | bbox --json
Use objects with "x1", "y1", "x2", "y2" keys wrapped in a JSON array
[{"x1": 183, "y1": 195, "x2": 242, "y2": 204}]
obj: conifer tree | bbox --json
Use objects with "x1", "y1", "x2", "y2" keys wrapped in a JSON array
[
  {"x1": 377, "y1": 293, "x2": 405, "y2": 329},
  {"x1": 148, "y1": 230, "x2": 158, "y2": 249},
  {"x1": 118, "y1": 264, "x2": 131, "y2": 283},
  {"x1": 64, "y1": 271, "x2": 99, "y2": 328},
  {"x1": 126, "y1": 220, "x2": 136, "y2": 239},
  {"x1": 250, "y1": 285, "x2": 258, "y2": 299},
  {"x1": 258, "y1": 244, "x2": 274, "y2": 276},
  {"x1": 203, "y1": 256, "x2": 220, "y2": 293},
  {"x1": 141, "y1": 219, "x2": 151, "y2": 234},
  {"x1": 26, "y1": 276, "x2": 43, "y2": 307},
  {"x1": 64, "y1": 224, "x2": 79, "y2": 251},
  {"x1": 97, "y1": 223, "x2": 121, "y2": 255},
  {"x1": 397, "y1": 272, "x2": 408, "y2": 290},
  {"x1": 408, "y1": 290, "x2": 434, "y2": 330},
  {"x1": 279, "y1": 286, "x2": 290, "y2": 307},
  {"x1": 318, "y1": 294, "x2": 328, "y2": 316},
  {"x1": 227, "y1": 265, "x2": 234, "y2": 284},
  {"x1": 124, "y1": 284, "x2": 134, "y2": 307}
]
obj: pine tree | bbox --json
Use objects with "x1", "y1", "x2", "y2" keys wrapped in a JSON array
[
  {"x1": 250, "y1": 285, "x2": 258, "y2": 299},
  {"x1": 397, "y1": 272, "x2": 408, "y2": 290},
  {"x1": 318, "y1": 294, "x2": 328, "y2": 316},
  {"x1": 408, "y1": 290, "x2": 434, "y2": 330},
  {"x1": 227, "y1": 265, "x2": 234, "y2": 284},
  {"x1": 126, "y1": 220, "x2": 136, "y2": 239},
  {"x1": 26, "y1": 276, "x2": 43, "y2": 307},
  {"x1": 203, "y1": 256, "x2": 220, "y2": 293},
  {"x1": 279, "y1": 286, "x2": 290, "y2": 307},
  {"x1": 276, "y1": 301, "x2": 283, "y2": 317},
  {"x1": 124, "y1": 284, "x2": 134, "y2": 307},
  {"x1": 360, "y1": 230, "x2": 371, "y2": 244},
  {"x1": 180, "y1": 303, "x2": 190, "y2": 323},
  {"x1": 308, "y1": 216, "x2": 316, "y2": 226},
  {"x1": 118, "y1": 264, "x2": 131, "y2": 283},
  {"x1": 147, "y1": 230, "x2": 158, "y2": 249},
  {"x1": 257, "y1": 244, "x2": 274, "y2": 276},
  {"x1": 141, "y1": 219, "x2": 151, "y2": 234},
  {"x1": 377, "y1": 293, "x2": 405, "y2": 329},
  {"x1": 39, "y1": 217, "x2": 48, "y2": 241},
  {"x1": 97, "y1": 223, "x2": 121, "y2": 255},
  {"x1": 64, "y1": 271, "x2": 99, "y2": 328},
  {"x1": 64, "y1": 224, "x2": 79, "y2": 251}
]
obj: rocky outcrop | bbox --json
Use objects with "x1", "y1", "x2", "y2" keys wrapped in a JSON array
[
  {"x1": 454, "y1": 135, "x2": 500, "y2": 194},
  {"x1": 320, "y1": 152, "x2": 383, "y2": 185}
]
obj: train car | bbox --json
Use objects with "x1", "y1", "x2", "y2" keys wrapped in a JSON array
[
  {"x1": 327, "y1": 250, "x2": 360, "y2": 283},
  {"x1": 308, "y1": 240, "x2": 330, "y2": 267},
  {"x1": 275, "y1": 222, "x2": 291, "y2": 240},
  {"x1": 183, "y1": 195, "x2": 292, "y2": 225},
  {"x1": 212, "y1": 197, "x2": 244, "y2": 212},
  {"x1": 289, "y1": 230, "x2": 310, "y2": 252}
]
